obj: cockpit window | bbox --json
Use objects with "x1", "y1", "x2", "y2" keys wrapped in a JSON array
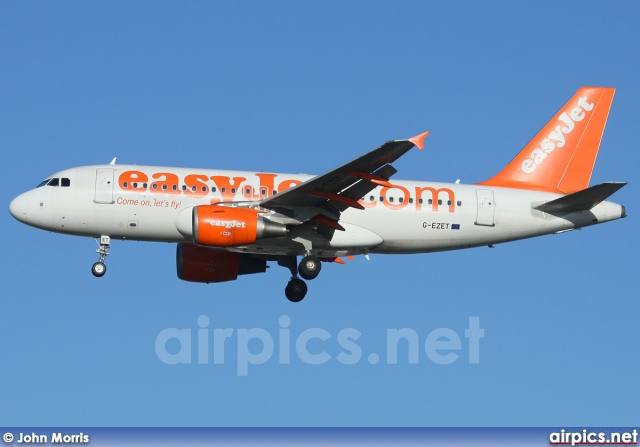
[{"x1": 37, "y1": 177, "x2": 70, "y2": 188}]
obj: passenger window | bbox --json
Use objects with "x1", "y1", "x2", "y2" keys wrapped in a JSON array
[
  {"x1": 47, "y1": 178, "x2": 59, "y2": 187},
  {"x1": 389, "y1": 197, "x2": 394, "y2": 203},
  {"x1": 399, "y1": 197, "x2": 404, "y2": 203},
  {"x1": 379, "y1": 196, "x2": 384, "y2": 202},
  {"x1": 231, "y1": 188, "x2": 236, "y2": 194},
  {"x1": 447, "y1": 200, "x2": 452, "y2": 206},
  {"x1": 261, "y1": 189, "x2": 267, "y2": 196},
  {"x1": 272, "y1": 190, "x2": 277, "y2": 195},
  {"x1": 369, "y1": 195, "x2": 374, "y2": 201},
  {"x1": 201, "y1": 186, "x2": 207, "y2": 192},
  {"x1": 246, "y1": 188, "x2": 251, "y2": 195},
  {"x1": 123, "y1": 182, "x2": 128, "y2": 188},
  {"x1": 438, "y1": 199, "x2": 442, "y2": 205},
  {"x1": 191, "y1": 186, "x2": 196, "y2": 192},
  {"x1": 172, "y1": 185, "x2": 177, "y2": 191},
  {"x1": 409, "y1": 198, "x2": 414, "y2": 204},
  {"x1": 418, "y1": 199, "x2": 423, "y2": 204},
  {"x1": 211, "y1": 187, "x2": 217, "y2": 192},
  {"x1": 61, "y1": 178, "x2": 70, "y2": 187},
  {"x1": 143, "y1": 183, "x2": 148, "y2": 189},
  {"x1": 428, "y1": 199, "x2": 433, "y2": 205},
  {"x1": 133, "y1": 182, "x2": 138, "y2": 188},
  {"x1": 152, "y1": 184, "x2": 158, "y2": 190},
  {"x1": 457, "y1": 200, "x2": 462, "y2": 206},
  {"x1": 182, "y1": 185, "x2": 187, "y2": 191},
  {"x1": 162, "y1": 185, "x2": 168, "y2": 190}
]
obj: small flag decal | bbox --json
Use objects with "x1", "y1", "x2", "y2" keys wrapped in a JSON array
[{"x1": 452, "y1": 224, "x2": 460, "y2": 230}]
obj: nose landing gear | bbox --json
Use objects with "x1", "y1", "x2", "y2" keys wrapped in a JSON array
[{"x1": 91, "y1": 235, "x2": 110, "y2": 278}]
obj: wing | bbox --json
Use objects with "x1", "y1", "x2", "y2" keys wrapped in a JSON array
[{"x1": 258, "y1": 132, "x2": 429, "y2": 235}]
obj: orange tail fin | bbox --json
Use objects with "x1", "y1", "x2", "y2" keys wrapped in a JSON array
[{"x1": 479, "y1": 87, "x2": 615, "y2": 193}]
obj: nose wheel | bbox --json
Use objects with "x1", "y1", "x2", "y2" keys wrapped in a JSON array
[
  {"x1": 92, "y1": 261, "x2": 106, "y2": 277},
  {"x1": 92, "y1": 236, "x2": 110, "y2": 278}
]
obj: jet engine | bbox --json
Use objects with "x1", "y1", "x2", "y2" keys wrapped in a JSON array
[
  {"x1": 176, "y1": 205, "x2": 287, "y2": 247},
  {"x1": 176, "y1": 243, "x2": 267, "y2": 283}
]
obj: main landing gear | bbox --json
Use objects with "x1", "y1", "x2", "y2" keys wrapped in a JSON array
[
  {"x1": 298, "y1": 255, "x2": 321, "y2": 280},
  {"x1": 285, "y1": 278, "x2": 308, "y2": 303},
  {"x1": 280, "y1": 255, "x2": 322, "y2": 302},
  {"x1": 91, "y1": 235, "x2": 110, "y2": 278}
]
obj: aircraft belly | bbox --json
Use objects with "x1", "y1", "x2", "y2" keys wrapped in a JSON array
[
  {"x1": 324, "y1": 222, "x2": 383, "y2": 249},
  {"x1": 345, "y1": 209, "x2": 456, "y2": 253},
  {"x1": 76, "y1": 202, "x2": 186, "y2": 241}
]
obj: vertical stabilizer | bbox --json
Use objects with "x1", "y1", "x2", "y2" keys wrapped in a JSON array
[{"x1": 479, "y1": 87, "x2": 615, "y2": 193}]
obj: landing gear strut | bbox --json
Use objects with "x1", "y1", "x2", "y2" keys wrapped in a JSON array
[
  {"x1": 278, "y1": 255, "x2": 322, "y2": 302},
  {"x1": 91, "y1": 235, "x2": 110, "y2": 278}
]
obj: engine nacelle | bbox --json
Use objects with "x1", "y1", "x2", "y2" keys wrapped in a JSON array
[
  {"x1": 176, "y1": 243, "x2": 267, "y2": 283},
  {"x1": 176, "y1": 205, "x2": 287, "y2": 247}
]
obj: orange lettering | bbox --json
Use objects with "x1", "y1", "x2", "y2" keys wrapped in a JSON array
[
  {"x1": 118, "y1": 170, "x2": 148, "y2": 193},
  {"x1": 256, "y1": 173, "x2": 277, "y2": 198},
  {"x1": 241, "y1": 185, "x2": 259, "y2": 201},
  {"x1": 381, "y1": 185, "x2": 410, "y2": 210},
  {"x1": 150, "y1": 172, "x2": 181, "y2": 196},
  {"x1": 185, "y1": 174, "x2": 210, "y2": 198},
  {"x1": 277, "y1": 179, "x2": 302, "y2": 193},
  {"x1": 415, "y1": 187, "x2": 455, "y2": 212},
  {"x1": 358, "y1": 198, "x2": 378, "y2": 209},
  {"x1": 210, "y1": 176, "x2": 247, "y2": 202}
]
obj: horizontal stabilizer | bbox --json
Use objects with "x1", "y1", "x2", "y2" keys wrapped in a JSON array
[{"x1": 533, "y1": 182, "x2": 626, "y2": 214}]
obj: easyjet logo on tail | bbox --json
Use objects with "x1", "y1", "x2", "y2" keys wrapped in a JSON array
[{"x1": 521, "y1": 96, "x2": 594, "y2": 174}]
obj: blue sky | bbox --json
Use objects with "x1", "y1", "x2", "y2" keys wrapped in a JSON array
[{"x1": 1, "y1": 1, "x2": 638, "y2": 427}]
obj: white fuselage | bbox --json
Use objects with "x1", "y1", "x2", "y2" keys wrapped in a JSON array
[{"x1": 9, "y1": 164, "x2": 625, "y2": 257}]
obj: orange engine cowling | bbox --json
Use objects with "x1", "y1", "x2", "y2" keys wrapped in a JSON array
[
  {"x1": 176, "y1": 243, "x2": 267, "y2": 283},
  {"x1": 192, "y1": 205, "x2": 287, "y2": 247}
]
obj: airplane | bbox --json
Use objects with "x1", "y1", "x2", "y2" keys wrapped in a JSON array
[{"x1": 9, "y1": 86, "x2": 626, "y2": 302}]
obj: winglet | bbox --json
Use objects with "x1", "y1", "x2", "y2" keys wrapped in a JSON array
[{"x1": 409, "y1": 131, "x2": 430, "y2": 150}]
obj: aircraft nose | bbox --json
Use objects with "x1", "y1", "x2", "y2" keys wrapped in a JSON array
[{"x1": 9, "y1": 193, "x2": 28, "y2": 223}]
